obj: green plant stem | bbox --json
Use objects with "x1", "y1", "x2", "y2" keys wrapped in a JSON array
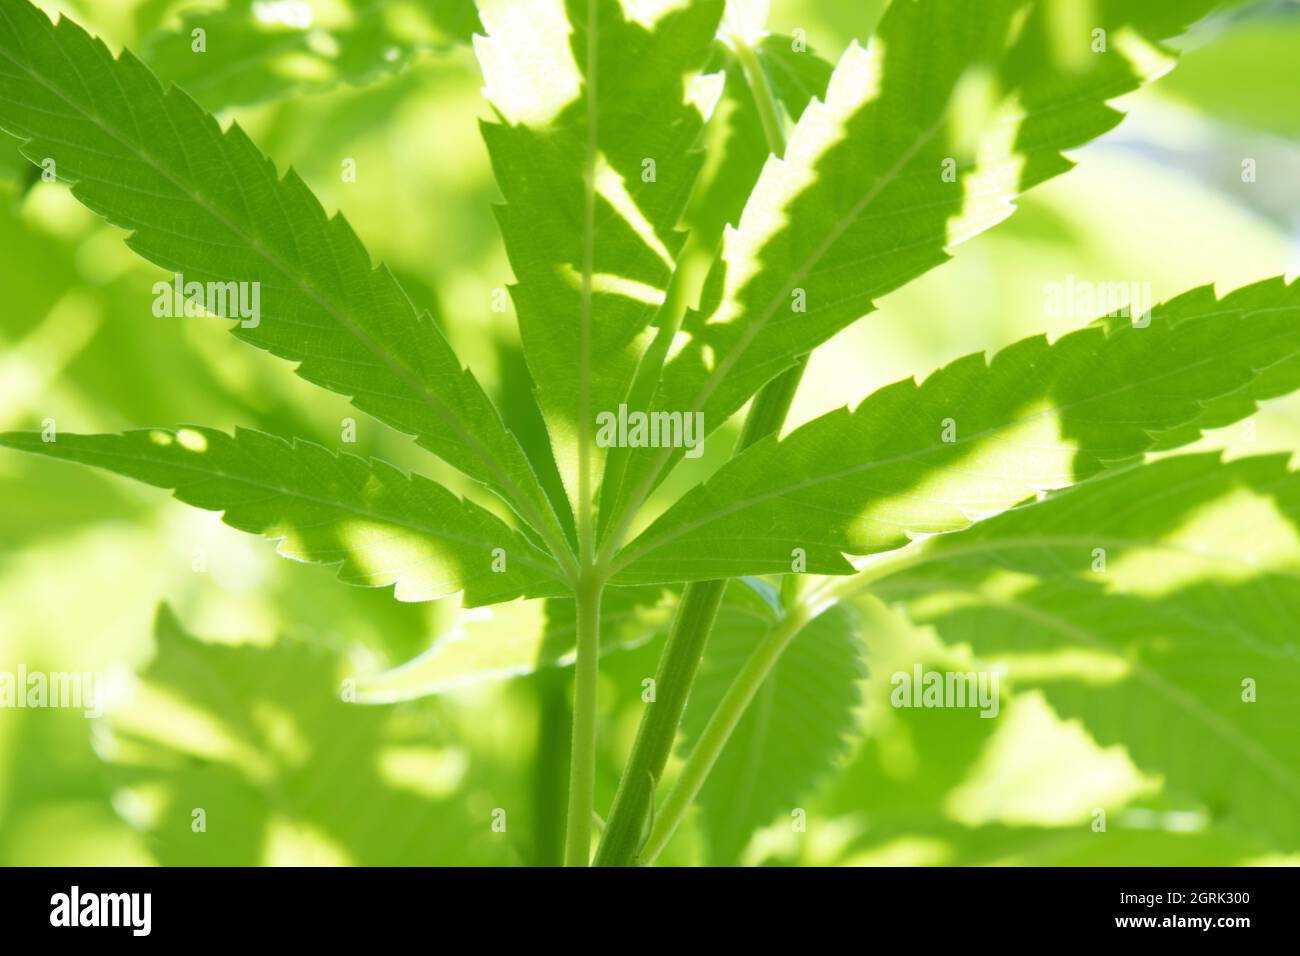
[
  {"x1": 564, "y1": 575, "x2": 603, "y2": 865},
  {"x1": 593, "y1": 362, "x2": 810, "y2": 866},
  {"x1": 629, "y1": 533, "x2": 933, "y2": 863},
  {"x1": 530, "y1": 667, "x2": 570, "y2": 865},
  {"x1": 732, "y1": 36, "x2": 785, "y2": 161},
  {"x1": 594, "y1": 37, "x2": 797, "y2": 866},
  {"x1": 591, "y1": 575, "x2": 727, "y2": 864},
  {"x1": 633, "y1": 525, "x2": 946, "y2": 863},
  {"x1": 639, "y1": 604, "x2": 811, "y2": 864},
  {"x1": 593, "y1": 32, "x2": 790, "y2": 569},
  {"x1": 807, "y1": 540, "x2": 934, "y2": 608},
  {"x1": 562, "y1": 0, "x2": 603, "y2": 868}
]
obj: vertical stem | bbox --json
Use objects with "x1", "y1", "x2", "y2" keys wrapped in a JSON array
[
  {"x1": 575, "y1": 0, "x2": 598, "y2": 570},
  {"x1": 593, "y1": 35, "x2": 798, "y2": 867},
  {"x1": 530, "y1": 667, "x2": 570, "y2": 865},
  {"x1": 731, "y1": 37, "x2": 786, "y2": 160},
  {"x1": 592, "y1": 577, "x2": 727, "y2": 865},
  {"x1": 736, "y1": 357, "x2": 806, "y2": 447},
  {"x1": 564, "y1": 0, "x2": 602, "y2": 868},
  {"x1": 639, "y1": 606, "x2": 810, "y2": 864},
  {"x1": 564, "y1": 576, "x2": 602, "y2": 866}
]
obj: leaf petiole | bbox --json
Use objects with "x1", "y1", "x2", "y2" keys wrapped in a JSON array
[{"x1": 638, "y1": 602, "x2": 813, "y2": 865}]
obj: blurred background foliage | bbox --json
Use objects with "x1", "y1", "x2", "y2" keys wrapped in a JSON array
[{"x1": 1, "y1": 0, "x2": 1297, "y2": 866}]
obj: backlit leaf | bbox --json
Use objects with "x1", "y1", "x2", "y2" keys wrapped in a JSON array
[
  {"x1": 0, "y1": 426, "x2": 564, "y2": 605},
  {"x1": 613, "y1": 278, "x2": 1300, "y2": 583}
]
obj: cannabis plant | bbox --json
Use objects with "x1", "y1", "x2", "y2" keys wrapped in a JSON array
[{"x1": 2, "y1": 0, "x2": 1297, "y2": 866}]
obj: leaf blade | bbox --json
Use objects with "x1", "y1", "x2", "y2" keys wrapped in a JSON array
[
  {"x1": 143, "y1": 0, "x2": 480, "y2": 112},
  {"x1": 680, "y1": 581, "x2": 865, "y2": 864},
  {"x1": 476, "y1": 0, "x2": 724, "y2": 509},
  {"x1": 613, "y1": 277, "x2": 1300, "y2": 583},
  {"x1": 870, "y1": 452, "x2": 1300, "y2": 849},
  {"x1": 0, "y1": 0, "x2": 567, "y2": 558},
  {"x1": 599, "y1": 0, "x2": 1232, "y2": 543},
  {"x1": 0, "y1": 426, "x2": 564, "y2": 605}
]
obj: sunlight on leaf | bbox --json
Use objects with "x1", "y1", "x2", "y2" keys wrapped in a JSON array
[
  {"x1": 944, "y1": 690, "x2": 1158, "y2": 827},
  {"x1": 475, "y1": 0, "x2": 581, "y2": 125}
]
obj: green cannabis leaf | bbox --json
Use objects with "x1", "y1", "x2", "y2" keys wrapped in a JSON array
[
  {"x1": 143, "y1": 0, "x2": 481, "y2": 112},
  {"x1": 678, "y1": 580, "x2": 864, "y2": 865},
  {"x1": 611, "y1": 277, "x2": 1300, "y2": 584},
  {"x1": 478, "y1": 0, "x2": 723, "y2": 515},
  {"x1": 1, "y1": 0, "x2": 1296, "y2": 869},
  {"x1": 0, "y1": 426, "x2": 565, "y2": 605},
  {"x1": 0, "y1": 0, "x2": 572, "y2": 571},
  {"x1": 594, "y1": 0, "x2": 1232, "y2": 550},
  {"x1": 105, "y1": 606, "x2": 519, "y2": 865},
  {"x1": 684, "y1": 33, "x2": 834, "y2": 253},
  {"x1": 861, "y1": 452, "x2": 1300, "y2": 848}
]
